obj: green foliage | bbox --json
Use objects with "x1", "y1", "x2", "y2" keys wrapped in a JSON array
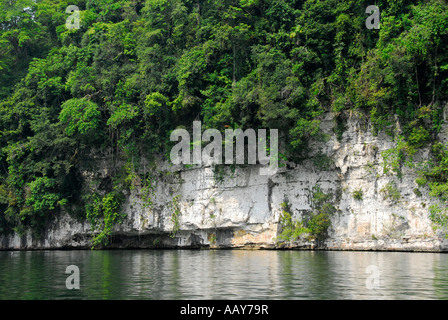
[
  {"x1": 381, "y1": 137, "x2": 416, "y2": 177},
  {"x1": 312, "y1": 152, "x2": 333, "y2": 171},
  {"x1": 408, "y1": 143, "x2": 448, "y2": 231},
  {"x1": 86, "y1": 191, "x2": 126, "y2": 248},
  {"x1": 307, "y1": 185, "x2": 338, "y2": 240},
  {"x1": 380, "y1": 182, "x2": 401, "y2": 202},
  {"x1": 212, "y1": 165, "x2": 226, "y2": 185},
  {"x1": 59, "y1": 98, "x2": 101, "y2": 136},
  {"x1": 141, "y1": 172, "x2": 157, "y2": 210},
  {"x1": 277, "y1": 185, "x2": 338, "y2": 243},
  {"x1": 168, "y1": 194, "x2": 181, "y2": 238},
  {"x1": 307, "y1": 211, "x2": 332, "y2": 239},
  {"x1": 352, "y1": 188, "x2": 363, "y2": 201},
  {"x1": 408, "y1": 126, "x2": 430, "y2": 148},
  {"x1": 428, "y1": 203, "x2": 448, "y2": 236},
  {"x1": 415, "y1": 176, "x2": 427, "y2": 187},
  {"x1": 25, "y1": 177, "x2": 64, "y2": 214},
  {"x1": 420, "y1": 143, "x2": 448, "y2": 202},
  {"x1": 310, "y1": 184, "x2": 333, "y2": 206},
  {"x1": 20, "y1": 176, "x2": 66, "y2": 232},
  {"x1": 277, "y1": 200, "x2": 308, "y2": 242},
  {"x1": 334, "y1": 114, "x2": 347, "y2": 141},
  {"x1": 413, "y1": 188, "x2": 422, "y2": 197}
]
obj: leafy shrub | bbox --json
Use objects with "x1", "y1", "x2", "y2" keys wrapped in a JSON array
[
  {"x1": 59, "y1": 98, "x2": 101, "y2": 136},
  {"x1": 408, "y1": 126, "x2": 430, "y2": 148},
  {"x1": 277, "y1": 185, "x2": 338, "y2": 242},
  {"x1": 307, "y1": 185, "x2": 338, "y2": 240},
  {"x1": 352, "y1": 188, "x2": 363, "y2": 201},
  {"x1": 25, "y1": 177, "x2": 64, "y2": 214},
  {"x1": 429, "y1": 204, "x2": 448, "y2": 235},
  {"x1": 381, "y1": 137, "x2": 416, "y2": 177},
  {"x1": 413, "y1": 188, "x2": 422, "y2": 197},
  {"x1": 168, "y1": 195, "x2": 181, "y2": 238},
  {"x1": 422, "y1": 143, "x2": 448, "y2": 201},
  {"x1": 22, "y1": 177, "x2": 66, "y2": 232},
  {"x1": 277, "y1": 200, "x2": 308, "y2": 242},
  {"x1": 141, "y1": 172, "x2": 157, "y2": 209},
  {"x1": 86, "y1": 191, "x2": 126, "y2": 248},
  {"x1": 415, "y1": 176, "x2": 427, "y2": 187}
]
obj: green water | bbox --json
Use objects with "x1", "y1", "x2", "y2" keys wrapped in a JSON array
[{"x1": 0, "y1": 250, "x2": 447, "y2": 300}]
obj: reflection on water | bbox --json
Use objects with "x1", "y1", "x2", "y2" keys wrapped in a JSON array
[{"x1": 0, "y1": 250, "x2": 447, "y2": 300}]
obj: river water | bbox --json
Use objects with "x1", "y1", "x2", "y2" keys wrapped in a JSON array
[{"x1": 0, "y1": 250, "x2": 447, "y2": 300}]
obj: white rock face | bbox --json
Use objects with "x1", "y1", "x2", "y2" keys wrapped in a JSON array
[{"x1": 1, "y1": 111, "x2": 448, "y2": 251}]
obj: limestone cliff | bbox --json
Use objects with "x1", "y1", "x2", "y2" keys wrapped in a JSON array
[{"x1": 2, "y1": 111, "x2": 448, "y2": 251}]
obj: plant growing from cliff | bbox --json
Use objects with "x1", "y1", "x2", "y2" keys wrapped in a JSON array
[
  {"x1": 381, "y1": 137, "x2": 415, "y2": 178},
  {"x1": 86, "y1": 191, "x2": 126, "y2": 248},
  {"x1": 124, "y1": 161, "x2": 139, "y2": 192},
  {"x1": 22, "y1": 177, "x2": 67, "y2": 234},
  {"x1": 277, "y1": 186, "x2": 338, "y2": 243},
  {"x1": 307, "y1": 185, "x2": 338, "y2": 241},
  {"x1": 334, "y1": 114, "x2": 347, "y2": 142},
  {"x1": 212, "y1": 165, "x2": 226, "y2": 185},
  {"x1": 312, "y1": 152, "x2": 333, "y2": 171},
  {"x1": 415, "y1": 176, "x2": 428, "y2": 187},
  {"x1": 414, "y1": 143, "x2": 448, "y2": 233},
  {"x1": 277, "y1": 200, "x2": 309, "y2": 242},
  {"x1": 209, "y1": 233, "x2": 217, "y2": 245},
  {"x1": 141, "y1": 172, "x2": 157, "y2": 210},
  {"x1": 422, "y1": 143, "x2": 448, "y2": 201},
  {"x1": 168, "y1": 195, "x2": 181, "y2": 238},
  {"x1": 413, "y1": 188, "x2": 422, "y2": 197},
  {"x1": 365, "y1": 161, "x2": 376, "y2": 175},
  {"x1": 123, "y1": 157, "x2": 157, "y2": 210},
  {"x1": 380, "y1": 182, "x2": 401, "y2": 202},
  {"x1": 352, "y1": 188, "x2": 363, "y2": 201},
  {"x1": 408, "y1": 126, "x2": 431, "y2": 149},
  {"x1": 307, "y1": 211, "x2": 331, "y2": 240},
  {"x1": 428, "y1": 204, "x2": 448, "y2": 236}
]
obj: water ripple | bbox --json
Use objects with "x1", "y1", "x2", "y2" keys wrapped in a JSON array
[{"x1": 0, "y1": 250, "x2": 447, "y2": 300}]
